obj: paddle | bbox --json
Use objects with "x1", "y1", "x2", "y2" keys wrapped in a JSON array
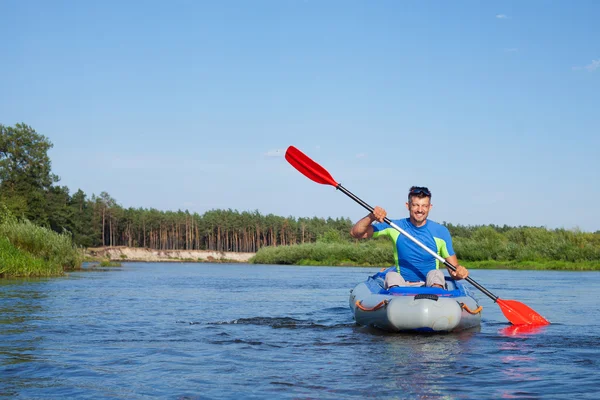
[{"x1": 285, "y1": 145, "x2": 550, "y2": 326}]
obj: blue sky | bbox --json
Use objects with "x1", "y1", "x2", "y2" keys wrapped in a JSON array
[{"x1": 1, "y1": 1, "x2": 599, "y2": 231}]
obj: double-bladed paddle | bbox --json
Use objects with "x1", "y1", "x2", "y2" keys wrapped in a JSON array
[{"x1": 285, "y1": 145, "x2": 550, "y2": 326}]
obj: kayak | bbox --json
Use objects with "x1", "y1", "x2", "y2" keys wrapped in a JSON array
[{"x1": 349, "y1": 269, "x2": 483, "y2": 332}]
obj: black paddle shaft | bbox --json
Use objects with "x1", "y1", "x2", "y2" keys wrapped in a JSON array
[{"x1": 336, "y1": 183, "x2": 500, "y2": 303}]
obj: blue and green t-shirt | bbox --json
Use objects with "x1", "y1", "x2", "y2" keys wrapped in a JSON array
[{"x1": 372, "y1": 218, "x2": 454, "y2": 282}]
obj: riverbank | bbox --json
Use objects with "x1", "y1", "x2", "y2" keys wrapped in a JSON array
[
  {"x1": 251, "y1": 242, "x2": 600, "y2": 270},
  {"x1": 85, "y1": 246, "x2": 255, "y2": 263}
]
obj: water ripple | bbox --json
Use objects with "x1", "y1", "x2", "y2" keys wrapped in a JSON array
[{"x1": 1, "y1": 264, "x2": 600, "y2": 399}]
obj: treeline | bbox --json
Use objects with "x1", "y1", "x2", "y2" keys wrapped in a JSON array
[
  {"x1": 0, "y1": 123, "x2": 353, "y2": 252},
  {"x1": 59, "y1": 201, "x2": 354, "y2": 252}
]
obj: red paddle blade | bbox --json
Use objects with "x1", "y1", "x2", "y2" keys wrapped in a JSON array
[
  {"x1": 285, "y1": 146, "x2": 338, "y2": 187},
  {"x1": 500, "y1": 324, "x2": 547, "y2": 336},
  {"x1": 497, "y1": 299, "x2": 550, "y2": 326}
]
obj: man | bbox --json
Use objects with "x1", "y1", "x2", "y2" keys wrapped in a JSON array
[{"x1": 350, "y1": 186, "x2": 468, "y2": 289}]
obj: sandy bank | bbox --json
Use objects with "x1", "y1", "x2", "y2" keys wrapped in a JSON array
[{"x1": 86, "y1": 246, "x2": 255, "y2": 263}]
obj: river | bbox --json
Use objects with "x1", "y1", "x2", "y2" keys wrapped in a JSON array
[{"x1": 1, "y1": 263, "x2": 599, "y2": 399}]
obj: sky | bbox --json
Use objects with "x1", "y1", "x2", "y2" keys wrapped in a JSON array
[{"x1": 1, "y1": 1, "x2": 599, "y2": 232}]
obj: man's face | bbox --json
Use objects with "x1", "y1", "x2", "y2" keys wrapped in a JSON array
[{"x1": 406, "y1": 196, "x2": 432, "y2": 225}]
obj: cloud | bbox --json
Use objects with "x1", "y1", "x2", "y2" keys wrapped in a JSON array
[
  {"x1": 504, "y1": 48, "x2": 518, "y2": 53},
  {"x1": 356, "y1": 153, "x2": 367, "y2": 159},
  {"x1": 572, "y1": 59, "x2": 600, "y2": 72},
  {"x1": 265, "y1": 149, "x2": 284, "y2": 157},
  {"x1": 496, "y1": 14, "x2": 509, "y2": 19},
  {"x1": 585, "y1": 59, "x2": 600, "y2": 72}
]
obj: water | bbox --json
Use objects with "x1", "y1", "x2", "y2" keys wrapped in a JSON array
[{"x1": 1, "y1": 263, "x2": 599, "y2": 399}]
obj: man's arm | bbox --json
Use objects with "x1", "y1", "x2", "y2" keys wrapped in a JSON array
[
  {"x1": 350, "y1": 214, "x2": 376, "y2": 239},
  {"x1": 444, "y1": 254, "x2": 469, "y2": 280},
  {"x1": 350, "y1": 206, "x2": 387, "y2": 239}
]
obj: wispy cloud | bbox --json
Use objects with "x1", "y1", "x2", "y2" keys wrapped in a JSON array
[
  {"x1": 572, "y1": 59, "x2": 600, "y2": 72},
  {"x1": 496, "y1": 14, "x2": 509, "y2": 19},
  {"x1": 585, "y1": 59, "x2": 600, "y2": 72},
  {"x1": 356, "y1": 153, "x2": 367, "y2": 159},
  {"x1": 265, "y1": 149, "x2": 284, "y2": 157}
]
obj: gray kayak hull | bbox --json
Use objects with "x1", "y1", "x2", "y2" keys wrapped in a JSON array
[{"x1": 349, "y1": 275, "x2": 482, "y2": 333}]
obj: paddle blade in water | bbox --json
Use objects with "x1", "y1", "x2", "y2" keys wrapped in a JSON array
[
  {"x1": 500, "y1": 324, "x2": 547, "y2": 337},
  {"x1": 285, "y1": 146, "x2": 338, "y2": 187},
  {"x1": 497, "y1": 299, "x2": 550, "y2": 326}
]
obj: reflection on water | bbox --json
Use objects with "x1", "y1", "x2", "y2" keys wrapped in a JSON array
[
  {"x1": 495, "y1": 327, "x2": 543, "y2": 398},
  {"x1": 495, "y1": 316, "x2": 553, "y2": 397},
  {"x1": 374, "y1": 329, "x2": 480, "y2": 398},
  {"x1": 500, "y1": 324, "x2": 548, "y2": 337}
]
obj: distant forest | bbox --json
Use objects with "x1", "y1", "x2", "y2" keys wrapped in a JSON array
[
  {"x1": 2, "y1": 123, "x2": 599, "y2": 259},
  {"x1": 0, "y1": 123, "x2": 353, "y2": 251}
]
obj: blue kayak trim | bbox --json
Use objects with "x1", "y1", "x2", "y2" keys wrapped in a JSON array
[
  {"x1": 414, "y1": 327, "x2": 436, "y2": 332},
  {"x1": 366, "y1": 273, "x2": 468, "y2": 298}
]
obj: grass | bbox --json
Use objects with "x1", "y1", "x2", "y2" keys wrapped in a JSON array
[
  {"x1": 250, "y1": 241, "x2": 393, "y2": 267},
  {"x1": 0, "y1": 219, "x2": 83, "y2": 278},
  {"x1": 464, "y1": 260, "x2": 600, "y2": 271},
  {"x1": 0, "y1": 237, "x2": 62, "y2": 277},
  {"x1": 251, "y1": 241, "x2": 600, "y2": 271},
  {"x1": 99, "y1": 260, "x2": 122, "y2": 267}
]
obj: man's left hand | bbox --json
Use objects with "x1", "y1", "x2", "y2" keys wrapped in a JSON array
[{"x1": 448, "y1": 265, "x2": 469, "y2": 280}]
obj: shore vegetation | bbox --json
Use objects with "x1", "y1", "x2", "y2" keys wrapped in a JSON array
[
  {"x1": 251, "y1": 225, "x2": 600, "y2": 270},
  {"x1": 0, "y1": 207, "x2": 83, "y2": 277}
]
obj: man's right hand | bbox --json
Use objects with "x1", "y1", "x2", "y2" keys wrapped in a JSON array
[
  {"x1": 371, "y1": 206, "x2": 387, "y2": 222},
  {"x1": 351, "y1": 206, "x2": 387, "y2": 239}
]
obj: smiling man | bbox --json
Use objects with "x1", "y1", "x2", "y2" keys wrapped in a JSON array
[{"x1": 350, "y1": 186, "x2": 469, "y2": 289}]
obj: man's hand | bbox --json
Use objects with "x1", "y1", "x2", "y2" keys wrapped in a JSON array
[
  {"x1": 371, "y1": 206, "x2": 387, "y2": 222},
  {"x1": 351, "y1": 206, "x2": 387, "y2": 239},
  {"x1": 448, "y1": 264, "x2": 469, "y2": 280}
]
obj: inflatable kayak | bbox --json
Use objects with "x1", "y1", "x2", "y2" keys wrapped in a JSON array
[{"x1": 349, "y1": 270, "x2": 482, "y2": 332}]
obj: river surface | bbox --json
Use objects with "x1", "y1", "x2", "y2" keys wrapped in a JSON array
[{"x1": 1, "y1": 263, "x2": 599, "y2": 399}]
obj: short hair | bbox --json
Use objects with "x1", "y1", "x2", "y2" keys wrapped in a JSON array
[{"x1": 408, "y1": 186, "x2": 431, "y2": 202}]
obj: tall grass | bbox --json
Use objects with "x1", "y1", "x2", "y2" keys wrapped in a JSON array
[
  {"x1": 251, "y1": 226, "x2": 600, "y2": 270},
  {"x1": 0, "y1": 237, "x2": 58, "y2": 277},
  {"x1": 0, "y1": 218, "x2": 83, "y2": 278},
  {"x1": 251, "y1": 241, "x2": 394, "y2": 267},
  {"x1": 463, "y1": 259, "x2": 600, "y2": 270},
  {"x1": 453, "y1": 226, "x2": 600, "y2": 263}
]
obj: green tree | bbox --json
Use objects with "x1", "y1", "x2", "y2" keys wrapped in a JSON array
[
  {"x1": 69, "y1": 189, "x2": 95, "y2": 247},
  {"x1": 0, "y1": 123, "x2": 58, "y2": 224}
]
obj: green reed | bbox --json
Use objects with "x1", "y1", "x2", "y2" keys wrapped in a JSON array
[
  {"x1": 0, "y1": 219, "x2": 83, "y2": 278},
  {"x1": 452, "y1": 226, "x2": 600, "y2": 265},
  {"x1": 251, "y1": 241, "x2": 394, "y2": 267},
  {"x1": 251, "y1": 227, "x2": 600, "y2": 270}
]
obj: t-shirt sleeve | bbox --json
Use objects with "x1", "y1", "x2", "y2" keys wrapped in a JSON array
[
  {"x1": 439, "y1": 226, "x2": 455, "y2": 257},
  {"x1": 372, "y1": 222, "x2": 390, "y2": 238}
]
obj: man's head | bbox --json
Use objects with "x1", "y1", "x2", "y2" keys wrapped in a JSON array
[{"x1": 406, "y1": 186, "x2": 432, "y2": 227}]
